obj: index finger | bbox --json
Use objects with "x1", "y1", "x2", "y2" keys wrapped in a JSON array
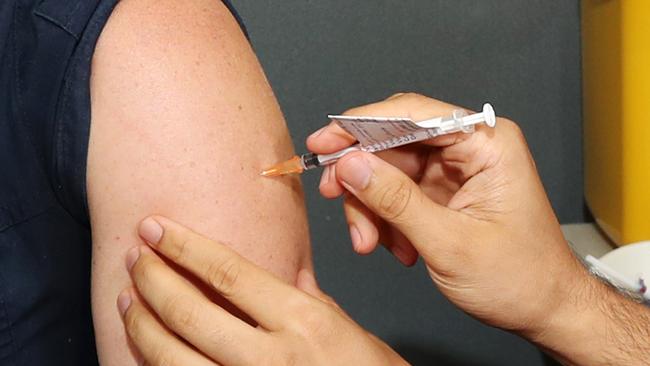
[
  {"x1": 137, "y1": 215, "x2": 307, "y2": 331},
  {"x1": 305, "y1": 121, "x2": 356, "y2": 154},
  {"x1": 306, "y1": 93, "x2": 472, "y2": 154}
]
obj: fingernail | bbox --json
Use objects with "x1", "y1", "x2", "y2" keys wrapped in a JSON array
[
  {"x1": 319, "y1": 166, "x2": 331, "y2": 188},
  {"x1": 117, "y1": 290, "x2": 132, "y2": 316},
  {"x1": 126, "y1": 246, "x2": 141, "y2": 271},
  {"x1": 308, "y1": 126, "x2": 327, "y2": 140},
  {"x1": 349, "y1": 225, "x2": 363, "y2": 252},
  {"x1": 139, "y1": 217, "x2": 163, "y2": 245},
  {"x1": 340, "y1": 155, "x2": 372, "y2": 191}
]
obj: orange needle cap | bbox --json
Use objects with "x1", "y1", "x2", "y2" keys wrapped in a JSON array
[{"x1": 260, "y1": 156, "x2": 304, "y2": 177}]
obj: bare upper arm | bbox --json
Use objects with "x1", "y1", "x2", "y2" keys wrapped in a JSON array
[{"x1": 87, "y1": 1, "x2": 311, "y2": 364}]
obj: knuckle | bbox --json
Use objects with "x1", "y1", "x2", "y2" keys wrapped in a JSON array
[
  {"x1": 342, "y1": 106, "x2": 363, "y2": 117},
  {"x1": 285, "y1": 294, "x2": 314, "y2": 316},
  {"x1": 287, "y1": 297, "x2": 334, "y2": 340},
  {"x1": 162, "y1": 295, "x2": 200, "y2": 332},
  {"x1": 377, "y1": 181, "x2": 414, "y2": 221},
  {"x1": 124, "y1": 309, "x2": 142, "y2": 341},
  {"x1": 498, "y1": 118, "x2": 534, "y2": 156},
  {"x1": 267, "y1": 345, "x2": 299, "y2": 366},
  {"x1": 150, "y1": 348, "x2": 176, "y2": 366},
  {"x1": 133, "y1": 258, "x2": 162, "y2": 285},
  {"x1": 294, "y1": 313, "x2": 326, "y2": 340},
  {"x1": 242, "y1": 342, "x2": 279, "y2": 366},
  {"x1": 400, "y1": 92, "x2": 422, "y2": 101},
  {"x1": 280, "y1": 348, "x2": 301, "y2": 366},
  {"x1": 244, "y1": 340, "x2": 277, "y2": 366},
  {"x1": 386, "y1": 91, "x2": 407, "y2": 100},
  {"x1": 385, "y1": 92, "x2": 424, "y2": 103},
  {"x1": 283, "y1": 352, "x2": 299, "y2": 366},
  {"x1": 164, "y1": 233, "x2": 192, "y2": 263},
  {"x1": 501, "y1": 118, "x2": 525, "y2": 141},
  {"x1": 205, "y1": 256, "x2": 241, "y2": 297}
]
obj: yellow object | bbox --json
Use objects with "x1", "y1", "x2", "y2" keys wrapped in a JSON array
[{"x1": 582, "y1": 0, "x2": 650, "y2": 245}]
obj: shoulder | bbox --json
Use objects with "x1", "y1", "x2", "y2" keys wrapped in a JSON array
[
  {"x1": 93, "y1": 0, "x2": 249, "y2": 74},
  {"x1": 99, "y1": 0, "x2": 245, "y2": 42},
  {"x1": 89, "y1": 0, "x2": 259, "y2": 137},
  {"x1": 86, "y1": 0, "x2": 284, "y2": 213}
]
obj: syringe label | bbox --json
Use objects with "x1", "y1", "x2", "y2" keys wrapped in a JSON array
[{"x1": 329, "y1": 115, "x2": 440, "y2": 153}]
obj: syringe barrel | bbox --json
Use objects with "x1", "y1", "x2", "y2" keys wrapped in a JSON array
[{"x1": 320, "y1": 146, "x2": 362, "y2": 164}]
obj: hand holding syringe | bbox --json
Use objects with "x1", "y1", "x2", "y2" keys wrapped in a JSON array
[{"x1": 261, "y1": 103, "x2": 496, "y2": 177}]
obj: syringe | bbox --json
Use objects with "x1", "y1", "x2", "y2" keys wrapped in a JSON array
[
  {"x1": 261, "y1": 103, "x2": 496, "y2": 178},
  {"x1": 261, "y1": 145, "x2": 362, "y2": 177}
]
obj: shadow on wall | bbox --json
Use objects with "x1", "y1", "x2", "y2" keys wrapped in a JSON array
[{"x1": 393, "y1": 343, "x2": 562, "y2": 366}]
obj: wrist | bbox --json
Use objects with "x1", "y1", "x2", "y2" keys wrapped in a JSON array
[
  {"x1": 527, "y1": 259, "x2": 650, "y2": 365},
  {"x1": 531, "y1": 266, "x2": 607, "y2": 365},
  {"x1": 516, "y1": 249, "x2": 590, "y2": 339}
]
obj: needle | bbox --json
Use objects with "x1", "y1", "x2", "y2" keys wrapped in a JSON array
[{"x1": 261, "y1": 146, "x2": 361, "y2": 177}]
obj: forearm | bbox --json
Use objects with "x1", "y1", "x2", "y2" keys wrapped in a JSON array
[{"x1": 531, "y1": 265, "x2": 650, "y2": 365}]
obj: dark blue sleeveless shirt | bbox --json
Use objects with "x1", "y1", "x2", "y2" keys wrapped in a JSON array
[{"x1": 0, "y1": 1, "x2": 245, "y2": 364}]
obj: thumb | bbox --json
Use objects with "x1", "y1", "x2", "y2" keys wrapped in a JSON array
[{"x1": 335, "y1": 152, "x2": 462, "y2": 255}]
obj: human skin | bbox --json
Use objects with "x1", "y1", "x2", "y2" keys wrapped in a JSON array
[
  {"x1": 312, "y1": 93, "x2": 650, "y2": 365},
  {"x1": 122, "y1": 93, "x2": 648, "y2": 366},
  {"x1": 118, "y1": 217, "x2": 408, "y2": 366},
  {"x1": 86, "y1": 0, "x2": 312, "y2": 364}
]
